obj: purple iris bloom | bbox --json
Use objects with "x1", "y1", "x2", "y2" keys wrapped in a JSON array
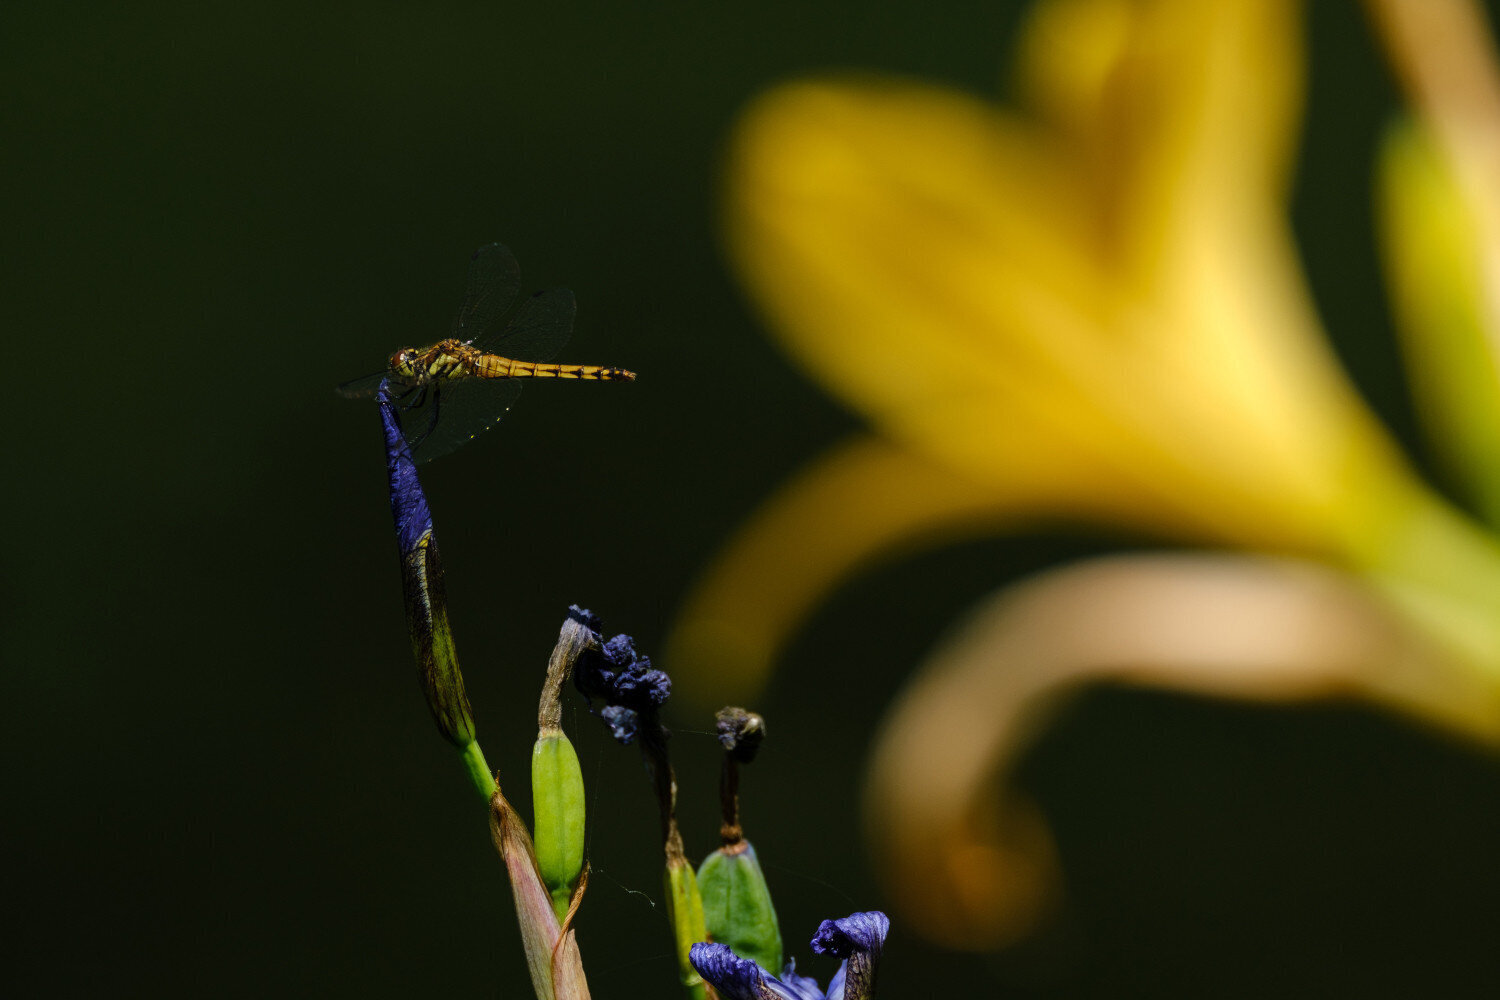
[{"x1": 690, "y1": 911, "x2": 889, "y2": 1000}]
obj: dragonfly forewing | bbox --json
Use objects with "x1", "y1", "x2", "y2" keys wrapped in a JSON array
[
  {"x1": 454, "y1": 243, "x2": 522, "y2": 343},
  {"x1": 470, "y1": 287, "x2": 575, "y2": 360}
]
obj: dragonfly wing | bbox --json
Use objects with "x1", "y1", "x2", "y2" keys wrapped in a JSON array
[
  {"x1": 472, "y1": 287, "x2": 576, "y2": 362},
  {"x1": 406, "y1": 377, "x2": 525, "y2": 465},
  {"x1": 337, "y1": 370, "x2": 397, "y2": 399},
  {"x1": 453, "y1": 243, "x2": 523, "y2": 343}
]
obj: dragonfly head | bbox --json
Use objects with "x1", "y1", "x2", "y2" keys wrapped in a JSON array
[{"x1": 388, "y1": 348, "x2": 421, "y2": 379}]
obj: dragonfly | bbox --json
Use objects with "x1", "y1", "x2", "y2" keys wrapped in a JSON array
[{"x1": 338, "y1": 243, "x2": 636, "y2": 464}]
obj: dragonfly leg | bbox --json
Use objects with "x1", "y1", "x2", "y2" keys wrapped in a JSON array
[
  {"x1": 388, "y1": 385, "x2": 423, "y2": 430},
  {"x1": 406, "y1": 383, "x2": 443, "y2": 455}
]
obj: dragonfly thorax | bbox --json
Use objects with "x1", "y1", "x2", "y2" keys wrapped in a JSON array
[{"x1": 388, "y1": 340, "x2": 477, "y2": 383}]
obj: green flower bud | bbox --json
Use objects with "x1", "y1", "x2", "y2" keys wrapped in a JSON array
[
  {"x1": 698, "y1": 840, "x2": 783, "y2": 975},
  {"x1": 532, "y1": 731, "x2": 586, "y2": 922},
  {"x1": 530, "y1": 610, "x2": 597, "y2": 923},
  {"x1": 665, "y1": 854, "x2": 710, "y2": 1000}
]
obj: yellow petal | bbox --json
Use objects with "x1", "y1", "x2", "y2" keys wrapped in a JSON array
[
  {"x1": 725, "y1": 63, "x2": 1430, "y2": 569},
  {"x1": 1016, "y1": 0, "x2": 1303, "y2": 277},
  {"x1": 1012, "y1": 0, "x2": 1392, "y2": 528},
  {"x1": 864, "y1": 554, "x2": 1500, "y2": 949}
]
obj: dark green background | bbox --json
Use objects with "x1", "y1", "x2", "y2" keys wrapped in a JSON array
[{"x1": 8, "y1": 2, "x2": 1500, "y2": 996}]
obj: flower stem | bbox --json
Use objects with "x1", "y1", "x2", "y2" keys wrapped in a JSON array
[{"x1": 460, "y1": 739, "x2": 497, "y2": 802}]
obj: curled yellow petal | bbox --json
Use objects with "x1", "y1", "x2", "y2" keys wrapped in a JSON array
[
  {"x1": 864, "y1": 554, "x2": 1500, "y2": 950},
  {"x1": 669, "y1": 435, "x2": 1002, "y2": 706},
  {"x1": 668, "y1": 430, "x2": 1228, "y2": 707}
]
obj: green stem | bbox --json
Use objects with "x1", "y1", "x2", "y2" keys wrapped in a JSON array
[{"x1": 460, "y1": 740, "x2": 497, "y2": 802}]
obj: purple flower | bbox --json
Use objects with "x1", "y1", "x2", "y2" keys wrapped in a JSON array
[
  {"x1": 691, "y1": 911, "x2": 889, "y2": 1000},
  {"x1": 690, "y1": 944, "x2": 801, "y2": 1000},
  {"x1": 810, "y1": 911, "x2": 889, "y2": 960},
  {"x1": 776, "y1": 961, "x2": 827, "y2": 1000}
]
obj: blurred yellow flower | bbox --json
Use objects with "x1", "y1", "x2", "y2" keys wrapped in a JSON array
[{"x1": 670, "y1": 0, "x2": 1500, "y2": 949}]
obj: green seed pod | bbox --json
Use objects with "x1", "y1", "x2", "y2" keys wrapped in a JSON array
[
  {"x1": 698, "y1": 840, "x2": 783, "y2": 975},
  {"x1": 665, "y1": 855, "x2": 710, "y2": 1000},
  {"x1": 531, "y1": 731, "x2": 586, "y2": 921}
]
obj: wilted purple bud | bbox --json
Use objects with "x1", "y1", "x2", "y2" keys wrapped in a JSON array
[
  {"x1": 379, "y1": 386, "x2": 474, "y2": 748},
  {"x1": 599, "y1": 705, "x2": 641, "y2": 744},
  {"x1": 571, "y1": 614, "x2": 671, "y2": 744},
  {"x1": 716, "y1": 707, "x2": 766, "y2": 764},
  {"x1": 567, "y1": 605, "x2": 602, "y2": 633}
]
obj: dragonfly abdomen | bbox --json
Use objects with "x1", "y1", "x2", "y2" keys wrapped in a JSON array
[{"x1": 470, "y1": 353, "x2": 636, "y2": 381}]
